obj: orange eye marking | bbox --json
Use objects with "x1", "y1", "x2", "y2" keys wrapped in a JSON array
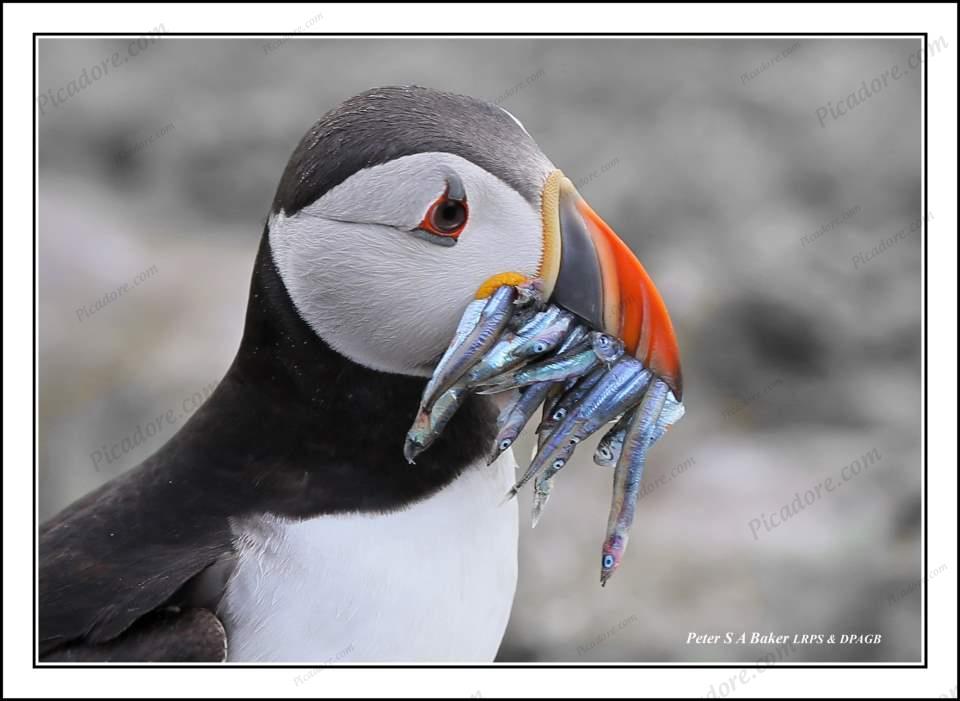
[{"x1": 418, "y1": 188, "x2": 469, "y2": 239}]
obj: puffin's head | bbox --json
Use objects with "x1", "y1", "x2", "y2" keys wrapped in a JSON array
[{"x1": 268, "y1": 86, "x2": 682, "y2": 398}]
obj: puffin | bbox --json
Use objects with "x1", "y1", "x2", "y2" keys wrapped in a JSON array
[{"x1": 39, "y1": 86, "x2": 681, "y2": 663}]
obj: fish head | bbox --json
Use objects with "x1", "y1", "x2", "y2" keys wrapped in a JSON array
[
  {"x1": 512, "y1": 318, "x2": 574, "y2": 361},
  {"x1": 594, "y1": 443, "x2": 617, "y2": 467},
  {"x1": 600, "y1": 533, "x2": 628, "y2": 586},
  {"x1": 589, "y1": 331, "x2": 624, "y2": 364}
]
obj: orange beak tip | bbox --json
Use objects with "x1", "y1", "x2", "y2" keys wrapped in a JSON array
[
  {"x1": 575, "y1": 198, "x2": 683, "y2": 399},
  {"x1": 540, "y1": 171, "x2": 683, "y2": 400}
]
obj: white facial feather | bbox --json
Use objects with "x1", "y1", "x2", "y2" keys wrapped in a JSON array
[{"x1": 269, "y1": 153, "x2": 545, "y2": 375}]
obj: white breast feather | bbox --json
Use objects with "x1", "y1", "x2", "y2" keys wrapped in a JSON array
[{"x1": 220, "y1": 451, "x2": 519, "y2": 663}]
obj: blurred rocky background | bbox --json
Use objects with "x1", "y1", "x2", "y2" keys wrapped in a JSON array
[{"x1": 37, "y1": 36, "x2": 924, "y2": 663}]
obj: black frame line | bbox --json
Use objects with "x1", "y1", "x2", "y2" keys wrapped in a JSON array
[{"x1": 31, "y1": 31, "x2": 929, "y2": 670}]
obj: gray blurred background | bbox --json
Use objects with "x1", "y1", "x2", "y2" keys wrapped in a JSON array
[{"x1": 37, "y1": 37, "x2": 923, "y2": 663}]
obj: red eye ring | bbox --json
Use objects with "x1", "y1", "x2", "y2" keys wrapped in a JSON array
[{"x1": 419, "y1": 188, "x2": 469, "y2": 239}]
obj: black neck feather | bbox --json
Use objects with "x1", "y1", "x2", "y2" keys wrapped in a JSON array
[{"x1": 167, "y1": 231, "x2": 496, "y2": 519}]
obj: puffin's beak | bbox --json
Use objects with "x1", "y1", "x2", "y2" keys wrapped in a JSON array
[{"x1": 539, "y1": 170, "x2": 683, "y2": 399}]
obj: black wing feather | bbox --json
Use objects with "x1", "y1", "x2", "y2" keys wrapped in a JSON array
[
  {"x1": 42, "y1": 608, "x2": 227, "y2": 662},
  {"x1": 39, "y1": 455, "x2": 234, "y2": 659}
]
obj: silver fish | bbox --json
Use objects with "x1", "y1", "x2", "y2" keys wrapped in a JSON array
[
  {"x1": 594, "y1": 410, "x2": 633, "y2": 467},
  {"x1": 501, "y1": 325, "x2": 591, "y2": 474},
  {"x1": 557, "y1": 324, "x2": 589, "y2": 352},
  {"x1": 507, "y1": 359, "x2": 651, "y2": 498},
  {"x1": 536, "y1": 377, "x2": 578, "y2": 437},
  {"x1": 525, "y1": 365, "x2": 653, "y2": 518},
  {"x1": 658, "y1": 390, "x2": 686, "y2": 431},
  {"x1": 530, "y1": 473, "x2": 553, "y2": 528},
  {"x1": 503, "y1": 278, "x2": 546, "y2": 330},
  {"x1": 488, "y1": 381, "x2": 555, "y2": 465},
  {"x1": 494, "y1": 388, "x2": 524, "y2": 426},
  {"x1": 464, "y1": 307, "x2": 564, "y2": 386},
  {"x1": 594, "y1": 387, "x2": 685, "y2": 467},
  {"x1": 591, "y1": 332, "x2": 625, "y2": 366},
  {"x1": 473, "y1": 343, "x2": 599, "y2": 395},
  {"x1": 510, "y1": 314, "x2": 576, "y2": 361},
  {"x1": 421, "y1": 298, "x2": 485, "y2": 405},
  {"x1": 544, "y1": 364, "x2": 609, "y2": 427},
  {"x1": 420, "y1": 285, "x2": 517, "y2": 411},
  {"x1": 533, "y1": 325, "x2": 589, "y2": 440},
  {"x1": 600, "y1": 377, "x2": 669, "y2": 586},
  {"x1": 404, "y1": 386, "x2": 466, "y2": 463},
  {"x1": 480, "y1": 326, "x2": 623, "y2": 394},
  {"x1": 513, "y1": 277, "x2": 546, "y2": 309},
  {"x1": 529, "y1": 371, "x2": 619, "y2": 522}
]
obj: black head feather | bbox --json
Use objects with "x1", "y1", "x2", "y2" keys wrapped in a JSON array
[{"x1": 272, "y1": 85, "x2": 552, "y2": 215}]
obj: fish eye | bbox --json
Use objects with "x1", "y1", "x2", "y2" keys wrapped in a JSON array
[
  {"x1": 499, "y1": 439, "x2": 512, "y2": 450},
  {"x1": 552, "y1": 408, "x2": 566, "y2": 420},
  {"x1": 570, "y1": 436, "x2": 580, "y2": 445},
  {"x1": 552, "y1": 458, "x2": 565, "y2": 469},
  {"x1": 533, "y1": 342, "x2": 547, "y2": 353},
  {"x1": 602, "y1": 554, "x2": 615, "y2": 569},
  {"x1": 598, "y1": 335, "x2": 610, "y2": 346}
]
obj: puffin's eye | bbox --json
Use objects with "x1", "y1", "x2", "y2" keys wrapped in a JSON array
[{"x1": 419, "y1": 188, "x2": 468, "y2": 239}]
